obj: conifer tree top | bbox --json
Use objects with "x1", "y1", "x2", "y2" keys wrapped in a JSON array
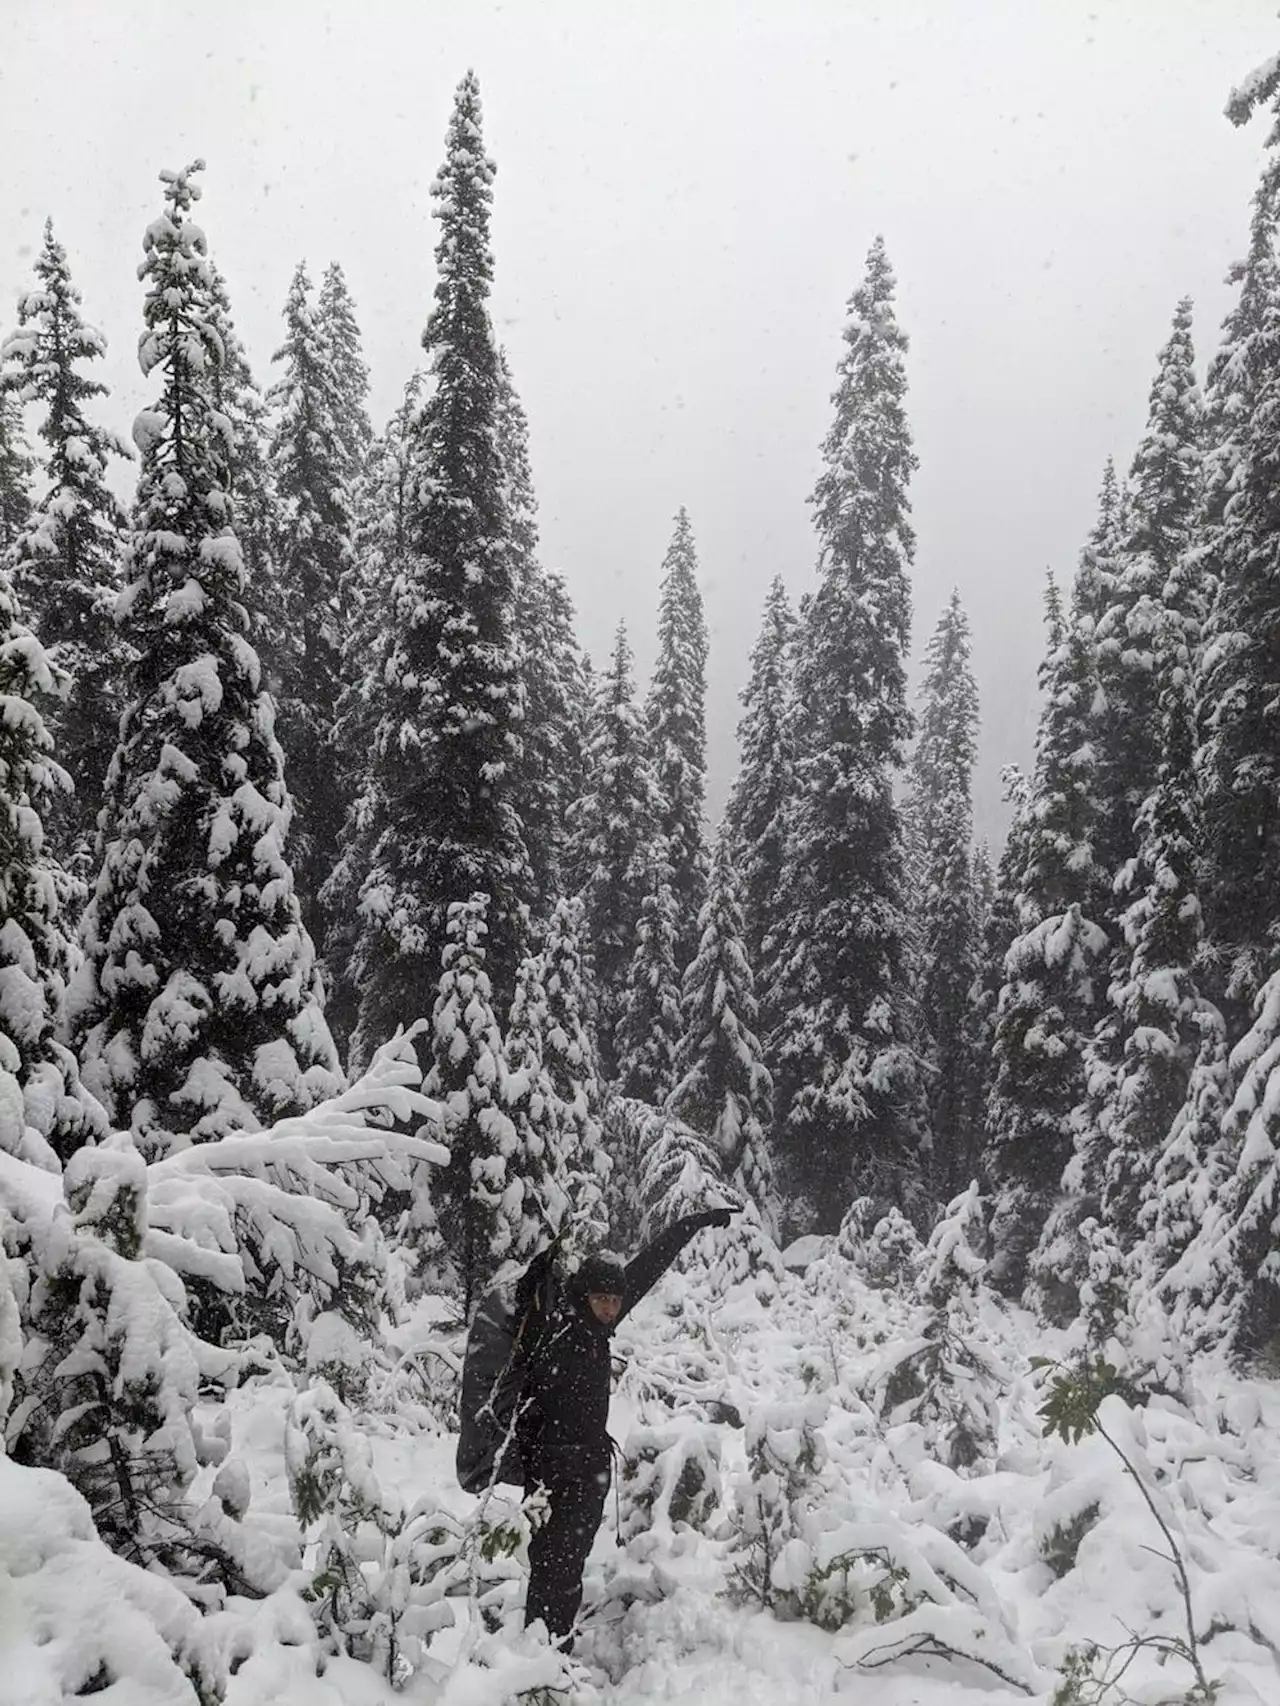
[
  {"x1": 1125, "y1": 300, "x2": 1201, "y2": 563},
  {"x1": 427, "y1": 72, "x2": 496, "y2": 326},
  {"x1": 811, "y1": 235, "x2": 917, "y2": 589},
  {"x1": 913, "y1": 592, "x2": 978, "y2": 802},
  {"x1": 4, "y1": 220, "x2": 112, "y2": 410},
  {"x1": 1, "y1": 220, "x2": 130, "y2": 490}
]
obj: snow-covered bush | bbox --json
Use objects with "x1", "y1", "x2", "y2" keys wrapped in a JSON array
[
  {"x1": 868, "y1": 1186, "x2": 1008, "y2": 1472},
  {"x1": 8, "y1": 1139, "x2": 209, "y2": 1567},
  {"x1": 1031, "y1": 1354, "x2": 1221, "y2": 1704},
  {"x1": 618, "y1": 1421, "x2": 722, "y2": 1547},
  {"x1": 728, "y1": 1395, "x2": 1001, "y2": 1641},
  {"x1": 287, "y1": 1377, "x2": 422, "y2": 1680},
  {"x1": 862, "y1": 1206, "x2": 924, "y2": 1288},
  {"x1": 304, "y1": 1309, "x2": 372, "y2": 1407},
  {"x1": 822, "y1": 1196, "x2": 924, "y2": 1292},
  {"x1": 143, "y1": 1029, "x2": 447, "y2": 1347},
  {"x1": 286, "y1": 1373, "x2": 541, "y2": 1687},
  {"x1": 0, "y1": 1452, "x2": 219, "y2": 1704},
  {"x1": 1035, "y1": 1482, "x2": 1103, "y2": 1580},
  {"x1": 727, "y1": 1395, "x2": 828, "y2": 1614}
]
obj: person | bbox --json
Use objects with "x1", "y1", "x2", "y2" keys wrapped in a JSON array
[{"x1": 513, "y1": 1207, "x2": 735, "y2": 1649}]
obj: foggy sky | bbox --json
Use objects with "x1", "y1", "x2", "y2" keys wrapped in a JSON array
[{"x1": 2, "y1": 0, "x2": 1276, "y2": 848}]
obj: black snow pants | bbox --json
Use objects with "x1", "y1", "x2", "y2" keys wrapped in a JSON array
[{"x1": 523, "y1": 1460, "x2": 610, "y2": 1647}]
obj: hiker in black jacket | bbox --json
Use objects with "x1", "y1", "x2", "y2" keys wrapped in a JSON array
[{"x1": 515, "y1": 1208, "x2": 734, "y2": 1648}]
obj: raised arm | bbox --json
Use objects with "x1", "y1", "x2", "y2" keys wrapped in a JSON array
[{"x1": 619, "y1": 1208, "x2": 733, "y2": 1319}]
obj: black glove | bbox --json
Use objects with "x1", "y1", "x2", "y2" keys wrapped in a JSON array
[{"x1": 698, "y1": 1207, "x2": 734, "y2": 1230}]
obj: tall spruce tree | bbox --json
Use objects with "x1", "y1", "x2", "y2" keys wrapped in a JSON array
[
  {"x1": 769, "y1": 238, "x2": 923, "y2": 1227},
  {"x1": 266, "y1": 261, "x2": 353, "y2": 956},
  {"x1": 984, "y1": 566, "x2": 1108, "y2": 1309},
  {"x1": 316, "y1": 261, "x2": 373, "y2": 470},
  {"x1": 1194, "y1": 123, "x2": 1280, "y2": 1036},
  {"x1": 616, "y1": 847, "x2": 682, "y2": 1106},
  {"x1": 570, "y1": 622, "x2": 662, "y2": 1080},
  {"x1": 1152, "y1": 57, "x2": 1280, "y2": 1358},
  {"x1": 645, "y1": 507, "x2": 709, "y2": 972},
  {"x1": 0, "y1": 394, "x2": 34, "y2": 554},
  {"x1": 69, "y1": 162, "x2": 341, "y2": 1158},
  {"x1": 726, "y1": 573, "x2": 797, "y2": 1039},
  {"x1": 0, "y1": 222, "x2": 132, "y2": 868},
  {"x1": 538, "y1": 896, "x2": 609, "y2": 1241},
  {"x1": 1093, "y1": 304, "x2": 1202, "y2": 947},
  {"x1": 908, "y1": 592, "x2": 981, "y2": 1196},
  {"x1": 1132, "y1": 78, "x2": 1280, "y2": 1354},
  {"x1": 1101, "y1": 668, "x2": 1222, "y2": 1256},
  {"x1": 324, "y1": 374, "x2": 424, "y2": 1059},
  {"x1": 1081, "y1": 305, "x2": 1207, "y2": 1255},
  {"x1": 424, "y1": 894, "x2": 523, "y2": 1313},
  {"x1": 0, "y1": 558, "x2": 107, "y2": 1165},
  {"x1": 498, "y1": 348, "x2": 582, "y2": 918},
  {"x1": 352, "y1": 73, "x2": 531, "y2": 1067},
  {"x1": 502, "y1": 942, "x2": 573, "y2": 1253},
  {"x1": 560, "y1": 649, "x2": 596, "y2": 900},
  {"x1": 206, "y1": 263, "x2": 277, "y2": 645},
  {"x1": 970, "y1": 765, "x2": 1032, "y2": 1150},
  {"x1": 669, "y1": 827, "x2": 778, "y2": 1234}
]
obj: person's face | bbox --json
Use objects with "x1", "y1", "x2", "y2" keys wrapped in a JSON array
[{"x1": 587, "y1": 1292, "x2": 623, "y2": 1325}]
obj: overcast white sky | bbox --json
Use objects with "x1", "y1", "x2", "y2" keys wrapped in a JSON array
[{"x1": 3, "y1": 0, "x2": 1276, "y2": 846}]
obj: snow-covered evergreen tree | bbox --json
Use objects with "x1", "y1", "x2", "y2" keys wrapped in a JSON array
[
  {"x1": 1158, "y1": 961, "x2": 1280, "y2": 1361},
  {"x1": 324, "y1": 375, "x2": 423, "y2": 1058},
  {"x1": 669, "y1": 827, "x2": 778, "y2": 1234},
  {"x1": 1076, "y1": 311, "x2": 1211, "y2": 1263},
  {"x1": 505, "y1": 934, "x2": 587, "y2": 1255},
  {"x1": 425, "y1": 894, "x2": 524, "y2": 1313},
  {"x1": 634, "y1": 1103, "x2": 739, "y2": 1242},
  {"x1": 498, "y1": 348, "x2": 582, "y2": 918},
  {"x1": 571, "y1": 622, "x2": 661, "y2": 1079},
  {"x1": 971, "y1": 838, "x2": 995, "y2": 925},
  {"x1": 892, "y1": 1184, "x2": 1005, "y2": 1473},
  {"x1": 564, "y1": 645, "x2": 594, "y2": 808},
  {"x1": 1149, "y1": 56, "x2": 1280, "y2": 1359},
  {"x1": 352, "y1": 73, "x2": 531, "y2": 1063},
  {"x1": 1096, "y1": 666, "x2": 1220, "y2": 1255},
  {"x1": 539, "y1": 895, "x2": 609, "y2": 1240},
  {"x1": 769, "y1": 238, "x2": 924, "y2": 1226},
  {"x1": 206, "y1": 262, "x2": 277, "y2": 652},
  {"x1": 970, "y1": 764, "x2": 1032, "y2": 1112},
  {"x1": 1194, "y1": 127, "x2": 1280, "y2": 1036},
  {"x1": 1092, "y1": 304, "x2": 1202, "y2": 963},
  {"x1": 69, "y1": 162, "x2": 341, "y2": 1157},
  {"x1": 0, "y1": 221, "x2": 132, "y2": 869},
  {"x1": 266, "y1": 260, "x2": 353, "y2": 957},
  {"x1": 906, "y1": 592, "x2": 980, "y2": 1195},
  {"x1": 499, "y1": 940, "x2": 571, "y2": 1261},
  {"x1": 616, "y1": 848, "x2": 682, "y2": 1106},
  {"x1": 725, "y1": 574, "x2": 797, "y2": 1039},
  {"x1": 0, "y1": 558, "x2": 106, "y2": 1164},
  {"x1": 0, "y1": 393, "x2": 34, "y2": 555},
  {"x1": 984, "y1": 567, "x2": 1108, "y2": 1305},
  {"x1": 14, "y1": 1141, "x2": 202, "y2": 1564},
  {"x1": 645, "y1": 506, "x2": 709, "y2": 972},
  {"x1": 316, "y1": 260, "x2": 372, "y2": 470}
]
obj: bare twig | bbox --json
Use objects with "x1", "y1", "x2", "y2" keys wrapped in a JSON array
[{"x1": 845, "y1": 1630, "x2": 1034, "y2": 1694}]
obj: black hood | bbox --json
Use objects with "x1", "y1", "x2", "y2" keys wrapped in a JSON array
[{"x1": 573, "y1": 1252, "x2": 627, "y2": 1302}]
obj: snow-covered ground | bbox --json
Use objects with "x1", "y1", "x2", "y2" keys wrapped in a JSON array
[{"x1": 11, "y1": 1236, "x2": 1273, "y2": 1706}]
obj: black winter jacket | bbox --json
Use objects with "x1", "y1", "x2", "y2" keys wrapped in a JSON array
[{"x1": 515, "y1": 1213, "x2": 722, "y2": 1482}]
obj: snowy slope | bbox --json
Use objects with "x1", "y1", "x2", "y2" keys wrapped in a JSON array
[{"x1": 39, "y1": 1239, "x2": 1267, "y2": 1706}]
